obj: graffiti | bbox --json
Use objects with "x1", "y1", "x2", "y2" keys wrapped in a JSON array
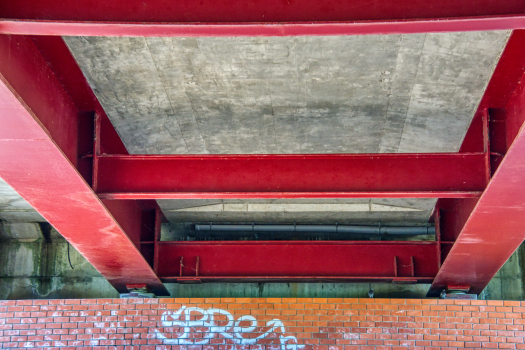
[{"x1": 155, "y1": 306, "x2": 305, "y2": 349}]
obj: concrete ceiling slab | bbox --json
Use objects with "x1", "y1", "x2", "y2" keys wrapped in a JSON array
[
  {"x1": 158, "y1": 198, "x2": 437, "y2": 224},
  {"x1": 65, "y1": 31, "x2": 509, "y2": 155}
]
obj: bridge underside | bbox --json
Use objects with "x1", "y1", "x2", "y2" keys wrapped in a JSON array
[{"x1": 1, "y1": 1, "x2": 525, "y2": 296}]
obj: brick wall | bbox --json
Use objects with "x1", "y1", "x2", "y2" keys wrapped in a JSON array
[{"x1": 1, "y1": 298, "x2": 525, "y2": 349}]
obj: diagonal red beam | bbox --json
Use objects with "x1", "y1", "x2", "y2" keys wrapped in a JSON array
[
  {"x1": 95, "y1": 153, "x2": 487, "y2": 199},
  {"x1": 0, "y1": 0, "x2": 524, "y2": 36},
  {"x1": 28, "y1": 36, "x2": 129, "y2": 156},
  {"x1": 428, "y1": 41, "x2": 525, "y2": 296},
  {"x1": 0, "y1": 34, "x2": 168, "y2": 295}
]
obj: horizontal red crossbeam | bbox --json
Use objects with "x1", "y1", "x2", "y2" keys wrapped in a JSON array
[
  {"x1": 95, "y1": 153, "x2": 487, "y2": 199},
  {"x1": 0, "y1": 0, "x2": 524, "y2": 36},
  {"x1": 156, "y1": 241, "x2": 439, "y2": 282}
]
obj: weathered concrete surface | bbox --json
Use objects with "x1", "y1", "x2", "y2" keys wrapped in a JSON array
[
  {"x1": 65, "y1": 32, "x2": 508, "y2": 155},
  {"x1": 0, "y1": 234, "x2": 118, "y2": 300},
  {"x1": 159, "y1": 198, "x2": 437, "y2": 224},
  {"x1": 0, "y1": 177, "x2": 43, "y2": 222},
  {"x1": 0, "y1": 222, "x2": 44, "y2": 241},
  {"x1": 166, "y1": 283, "x2": 431, "y2": 299},
  {"x1": 482, "y1": 246, "x2": 525, "y2": 301}
]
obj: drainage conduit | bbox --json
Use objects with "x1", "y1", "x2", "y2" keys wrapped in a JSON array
[{"x1": 195, "y1": 224, "x2": 435, "y2": 235}]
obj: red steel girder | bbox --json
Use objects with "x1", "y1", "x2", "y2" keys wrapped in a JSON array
[
  {"x1": 428, "y1": 31, "x2": 525, "y2": 296},
  {"x1": 0, "y1": 0, "x2": 525, "y2": 36},
  {"x1": 156, "y1": 241, "x2": 439, "y2": 282},
  {"x1": 95, "y1": 153, "x2": 487, "y2": 199},
  {"x1": 0, "y1": 34, "x2": 168, "y2": 295},
  {"x1": 28, "y1": 36, "x2": 129, "y2": 156}
]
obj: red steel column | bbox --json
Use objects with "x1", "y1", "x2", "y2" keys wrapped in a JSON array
[
  {"x1": 428, "y1": 31, "x2": 525, "y2": 295},
  {"x1": 0, "y1": 34, "x2": 168, "y2": 295}
]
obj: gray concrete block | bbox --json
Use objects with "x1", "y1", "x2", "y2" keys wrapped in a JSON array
[{"x1": 0, "y1": 222, "x2": 43, "y2": 241}]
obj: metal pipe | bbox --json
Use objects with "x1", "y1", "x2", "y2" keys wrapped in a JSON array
[{"x1": 195, "y1": 224, "x2": 435, "y2": 235}]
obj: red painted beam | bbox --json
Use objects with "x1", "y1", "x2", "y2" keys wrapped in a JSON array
[
  {"x1": 0, "y1": 0, "x2": 524, "y2": 36},
  {"x1": 428, "y1": 47, "x2": 525, "y2": 296},
  {"x1": 0, "y1": 34, "x2": 168, "y2": 295},
  {"x1": 29, "y1": 36, "x2": 129, "y2": 157},
  {"x1": 95, "y1": 153, "x2": 486, "y2": 199},
  {"x1": 461, "y1": 31, "x2": 525, "y2": 155},
  {"x1": 156, "y1": 241, "x2": 439, "y2": 282}
]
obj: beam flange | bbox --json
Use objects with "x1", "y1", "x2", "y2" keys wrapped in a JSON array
[
  {"x1": 0, "y1": 0, "x2": 525, "y2": 36},
  {"x1": 1, "y1": 17, "x2": 525, "y2": 37}
]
